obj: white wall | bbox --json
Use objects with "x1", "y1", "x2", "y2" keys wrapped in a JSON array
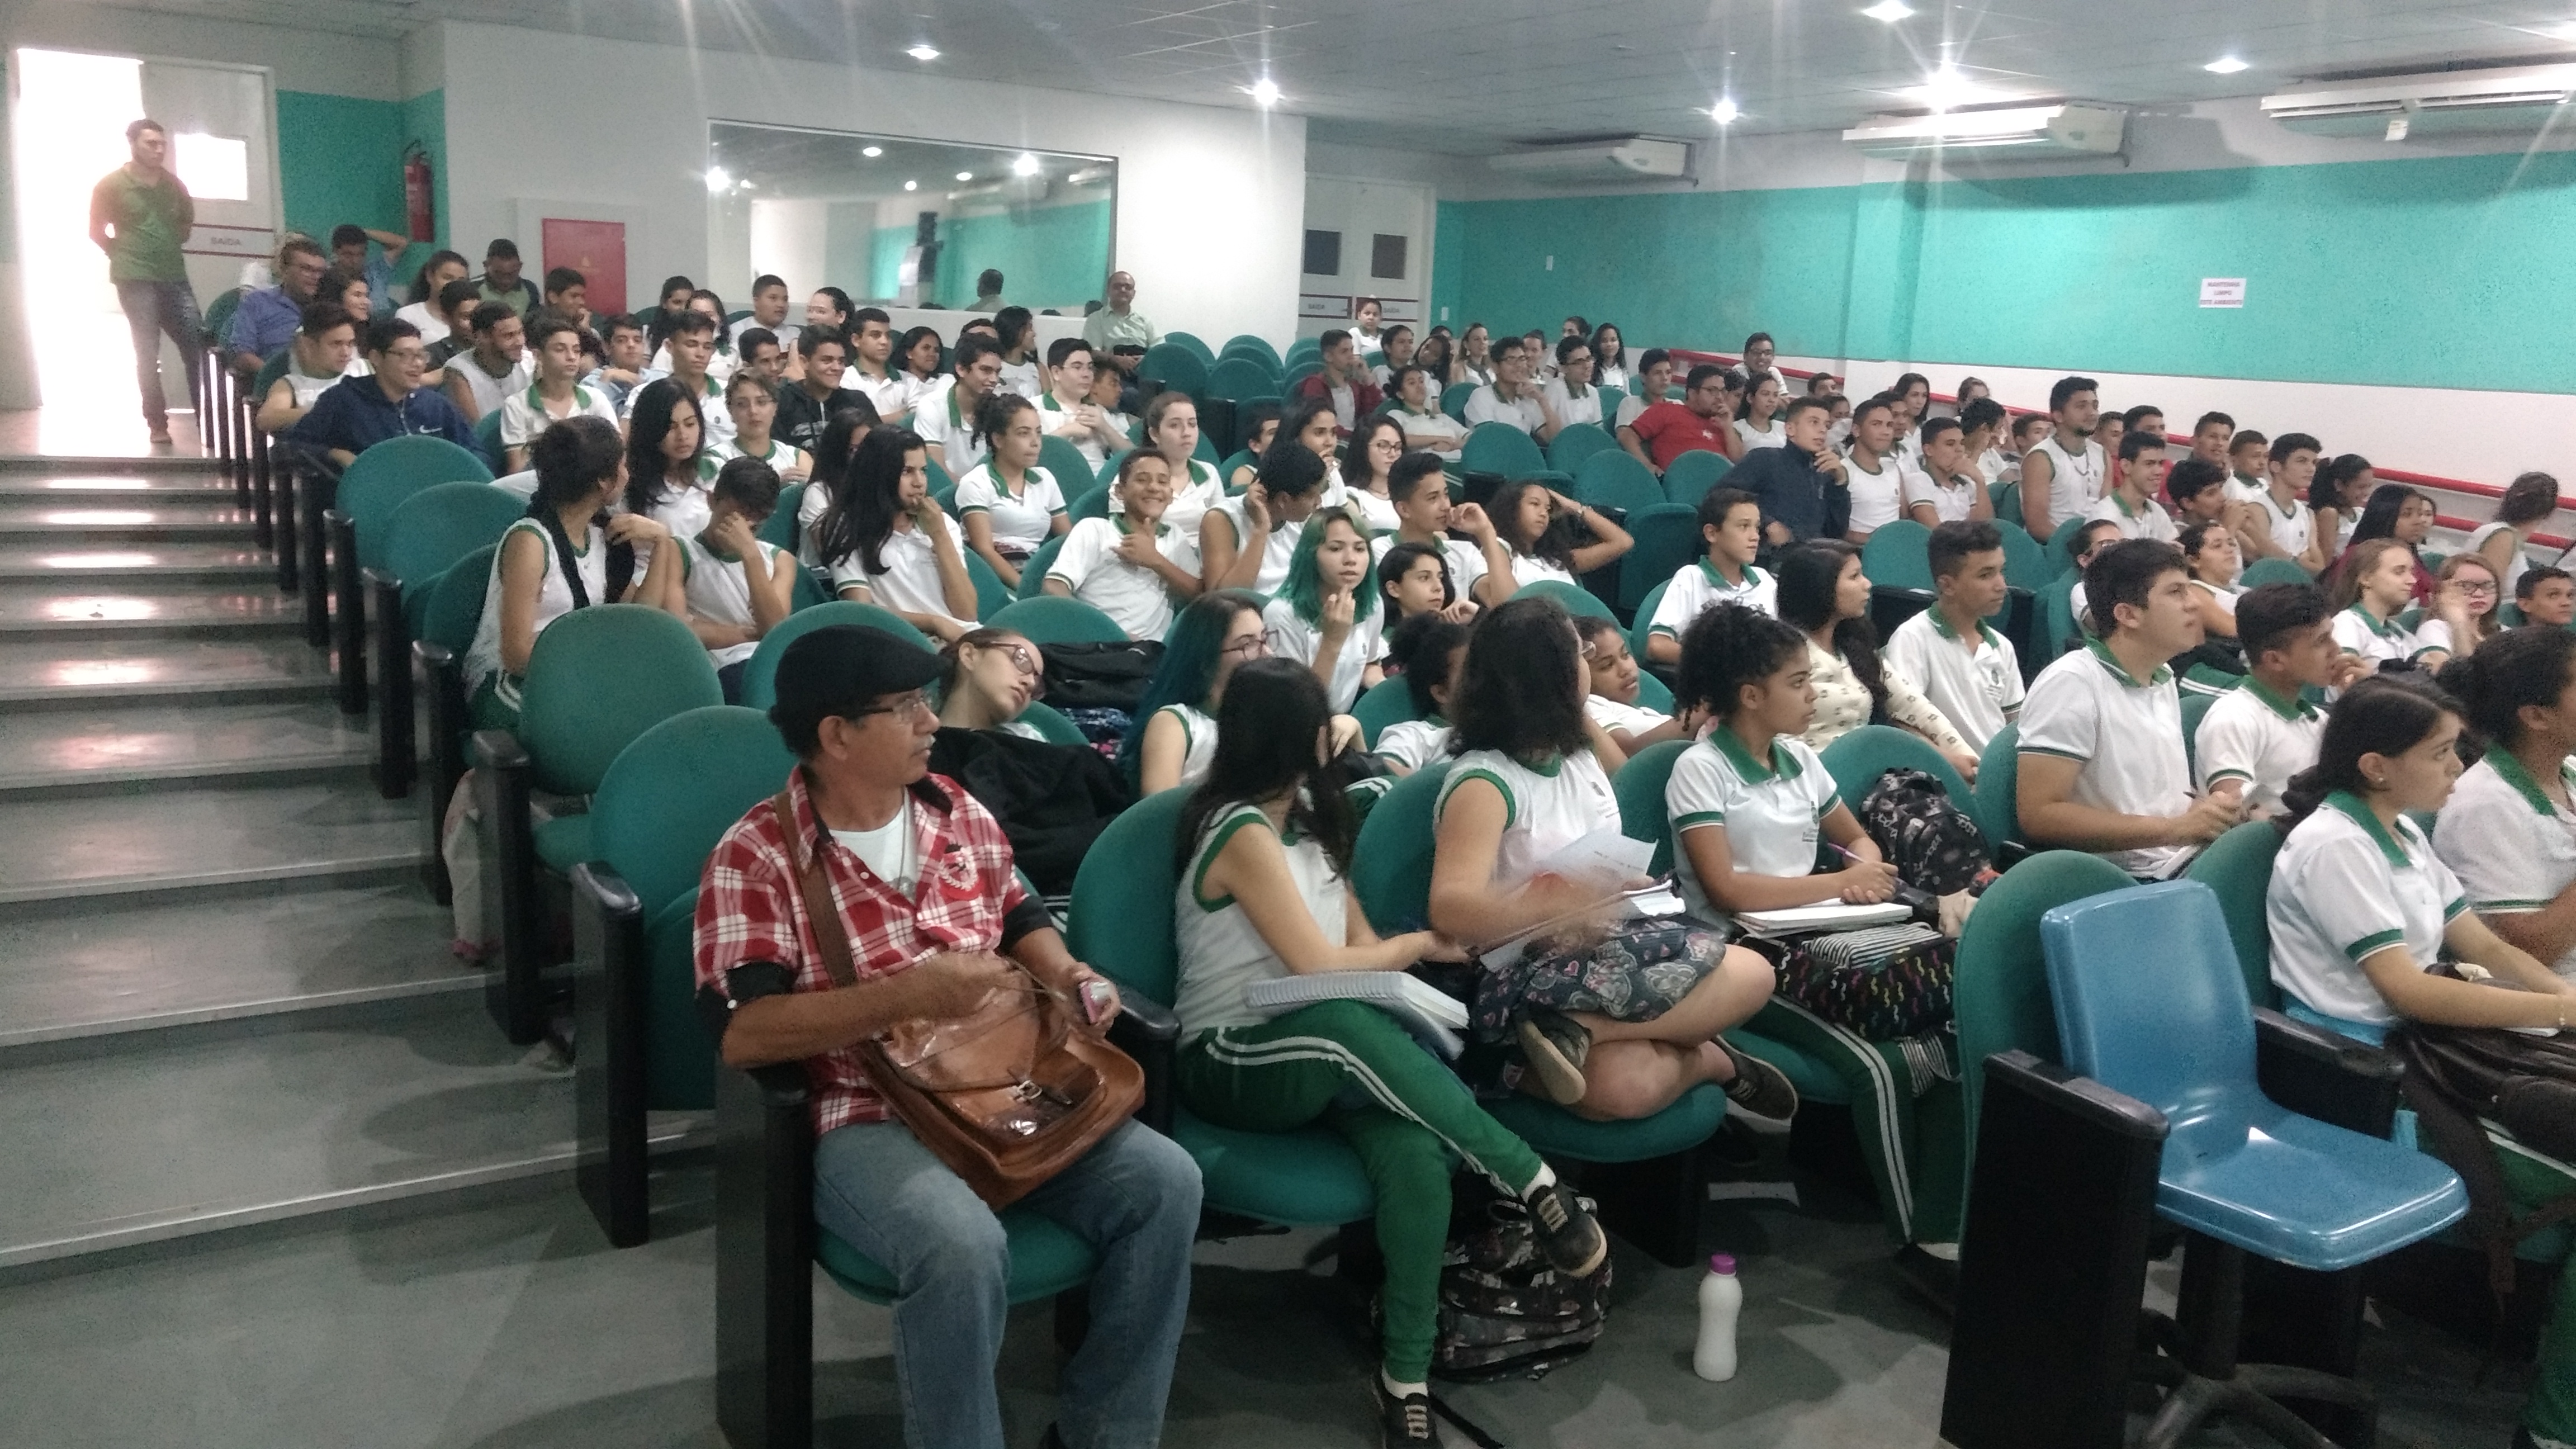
[
  {"x1": 4, "y1": 1, "x2": 401, "y2": 100},
  {"x1": 429, "y1": 20, "x2": 1305, "y2": 347},
  {"x1": 747, "y1": 198, "x2": 828, "y2": 306}
]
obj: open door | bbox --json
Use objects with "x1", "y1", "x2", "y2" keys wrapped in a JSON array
[{"x1": 140, "y1": 59, "x2": 277, "y2": 307}]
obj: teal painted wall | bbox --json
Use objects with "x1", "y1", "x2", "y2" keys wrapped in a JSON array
[
  {"x1": 926, "y1": 199, "x2": 1111, "y2": 309},
  {"x1": 400, "y1": 88, "x2": 449, "y2": 258},
  {"x1": 867, "y1": 222, "x2": 908, "y2": 301},
  {"x1": 1442, "y1": 149, "x2": 2576, "y2": 395},
  {"x1": 272, "y1": 87, "x2": 448, "y2": 273}
]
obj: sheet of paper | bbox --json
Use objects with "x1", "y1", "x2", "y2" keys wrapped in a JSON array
[{"x1": 1538, "y1": 827, "x2": 1654, "y2": 888}]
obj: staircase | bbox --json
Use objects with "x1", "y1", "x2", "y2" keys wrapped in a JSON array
[{"x1": 0, "y1": 457, "x2": 576, "y2": 1271}]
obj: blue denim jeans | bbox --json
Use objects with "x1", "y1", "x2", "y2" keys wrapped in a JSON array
[
  {"x1": 812, "y1": 1116, "x2": 1201, "y2": 1449},
  {"x1": 115, "y1": 278, "x2": 205, "y2": 428}
]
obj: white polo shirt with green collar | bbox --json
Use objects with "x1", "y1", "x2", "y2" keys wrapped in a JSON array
[
  {"x1": 1046, "y1": 513, "x2": 1196, "y2": 641},
  {"x1": 2331, "y1": 604, "x2": 2436, "y2": 669},
  {"x1": 1665, "y1": 725, "x2": 1840, "y2": 921},
  {"x1": 1885, "y1": 606, "x2": 2024, "y2": 755},
  {"x1": 2191, "y1": 675, "x2": 2323, "y2": 813},
  {"x1": 2083, "y1": 489, "x2": 2179, "y2": 543},
  {"x1": 1648, "y1": 558, "x2": 1776, "y2": 642},
  {"x1": 2018, "y1": 638, "x2": 2194, "y2": 879},
  {"x1": 2433, "y1": 751, "x2": 2576, "y2": 979},
  {"x1": 2268, "y1": 791, "x2": 2468, "y2": 1026}
]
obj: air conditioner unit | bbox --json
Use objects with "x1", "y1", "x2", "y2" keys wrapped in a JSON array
[
  {"x1": 1841, "y1": 103, "x2": 2127, "y2": 160},
  {"x1": 2261, "y1": 63, "x2": 2576, "y2": 140},
  {"x1": 1487, "y1": 137, "x2": 1692, "y2": 182}
]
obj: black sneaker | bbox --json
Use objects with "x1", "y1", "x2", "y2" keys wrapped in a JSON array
[
  {"x1": 1523, "y1": 1180, "x2": 1609, "y2": 1277},
  {"x1": 1375, "y1": 1379, "x2": 1442, "y2": 1447},
  {"x1": 1516, "y1": 1007, "x2": 1591, "y2": 1106},
  {"x1": 1718, "y1": 1038, "x2": 1800, "y2": 1129}
]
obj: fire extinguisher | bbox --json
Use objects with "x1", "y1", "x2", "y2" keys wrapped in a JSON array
[{"x1": 402, "y1": 143, "x2": 435, "y2": 244}]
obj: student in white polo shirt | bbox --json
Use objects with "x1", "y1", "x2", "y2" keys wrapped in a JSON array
[
  {"x1": 2238, "y1": 431, "x2": 2326, "y2": 574},
  {"x1": 2194, "y1": 583, "x2": 2341, "y2": 815},
  {"x1": 1462, "y1": 338, "x2": 1557, "y2": 439},
  {"x1": 1901, "y1": 417, "x2": 1992, "y2": 527},
  {"x1": 953, "y1": 392, "x2": 1070, "y2": 593},
  {"x1": 1372, "y1": 452, "x2": 1515, "y2": 611},
  {"x1": 1538, "y1": 335, "x2": 1603, "y2": 429},
  {"x1": 2083, "y1": 431, "x2": 2179, "y2": 542},
  {"x1": 498, "y1": 312, "x2": 620, "y2": 472},
  {"x1": 1837, "y1": 395, "x2": 1906, "y2": 544},
  {"x1": 2016, "y1": 375, "x2": 2106, "y2": 546},
  {"x1": 1886, "y1": 520, "x2": 2023, "y2": 755},
  {"x1": 842, "y1": 307, "x2": 917, "y2": 424},
  {"x1": 671, "y1": 456, "x2": 794, "y2": 702},
  {"x1": 2019, "y1": 538, "x2": 2241, "y2": 879},
  {"x1": 1045, "y1": 449, "x2": 1201, "y2": 641},
  {"x1": 2434, "y1": 627, "x2": 2576, "y2": 982},
  {"x1": 818, "y1": 426, "x2": 979, "y2": 642},
  {"x1": 1647, "y1": 488, "x2": 1774, "y2": 665},
  {"x1": 2331, "y1": 538, "x2": 2449, "y2": 684},
  {"x1": 1035, "y1": 337, "x2": 1128, "y2": 470},
  {"x1": 915, "y1": 335, "x2": 1005, "y2": 480}
]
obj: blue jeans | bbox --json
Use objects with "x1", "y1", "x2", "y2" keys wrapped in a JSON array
[
  {"x1": 812, "y1": 1116, "x2": 1201, "y2": 1449},
  {"x1": 115, "y1": 278, "x2": 205, "y2": 428}
]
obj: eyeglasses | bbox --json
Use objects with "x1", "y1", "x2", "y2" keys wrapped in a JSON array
[
  {"x1": 996, "y1": 643, "x2": 1042, "y2": 675},
  {"x1": 850, "y1": 691, "x2": 933, "y2": 721},
  {"x1": 2454, "y1": 580, "x2": 2499, "y2": 595},
  {"x1": 1221, "y1": 635, "x2": 1270, "y2": 659},
  {"x1": 1578, "y1": 636, "x2": 1600, "y2": 660}
]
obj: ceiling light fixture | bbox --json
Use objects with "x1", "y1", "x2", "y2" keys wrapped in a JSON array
[
  {"x1": 2204, "y1": 56, "x2": 2249, "y2": 75},
  {"x1": 954, "y1": 170, "x2": 973, "y2": 181},
  {"x1": 1246, "y1": 77, "x2": 1282, "y2": 107},
  {"x1": 906, "y1": 43, "x2": 940, "y2": 61},
  {"x1": 1709, "y1": 98, "x2": 1741, "y2": 124},
  {"x1": 1862, "y1": 1, "x2": 1914, "y2": 21},
  {"x1": 862, "y1": 145, "x2": 883, "y2": 158},
  {"x1": 704, "y1": 165, "x2": 732, "y2": 193},
  {"x1": 904, "y1": 179, "x2": 918, "y2": 191},
  {"x1": 1012, "y1": 153, "x2": 1043, "y2": 177},
  {"x1": 1913, "y1": 66, "x2": 1998, "y2": 112}
]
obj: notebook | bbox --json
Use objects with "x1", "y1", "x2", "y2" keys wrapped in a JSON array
[
  {"x1": 1243, "y1": 972, "x2": 1470, "y2": 1058},
  {"x1": 1733, "y1": 899, "x2": 1914, "y2": 938}
]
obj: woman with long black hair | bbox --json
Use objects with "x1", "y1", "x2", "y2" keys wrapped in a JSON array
[
  {"x1": 814, "y1": 427, "x2": 978, "y2": 641},
  {"x1": 1773, "y1": 541, "x2": 1974, "y2": 776}
]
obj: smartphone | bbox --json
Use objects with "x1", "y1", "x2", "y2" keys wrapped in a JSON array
[{"x1": 1081, "y1": 978, "x2": 1116, "y2": 1025}]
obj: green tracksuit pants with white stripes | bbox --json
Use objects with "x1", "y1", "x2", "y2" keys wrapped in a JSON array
[
  {"x1": 1175, "y1": 1000, "x2": 1550, "y2": 1384},
  {"x1": 1746, "y1": 998, "x2": 1968, "y2": 1247}
]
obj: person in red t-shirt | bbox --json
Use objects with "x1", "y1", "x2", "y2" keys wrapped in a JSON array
[{"x1": 1628, "y1": 364, "x2": 1740, "y2": 473}]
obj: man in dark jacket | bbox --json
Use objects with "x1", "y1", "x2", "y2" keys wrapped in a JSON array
[
  {"x1": 286, "y1": 317, "x2": 477, "y2": 468},
  {"x1": 1727, "y1": 395, "x2": 1849, "y2": 551}
]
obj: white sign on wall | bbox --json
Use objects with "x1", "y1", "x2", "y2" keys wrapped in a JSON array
[{"x1": 2199, "y1": 278, "x2": 2246, "y2": 309}]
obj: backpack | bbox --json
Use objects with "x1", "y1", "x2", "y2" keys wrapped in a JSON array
[
  {"x1": 1039, "y1": 640, "x2": 1164, "y2": 711},
  {"x1": 1427, "y1": 1194, "x2": 1612, "y2": 1382},
  {"x1": 2389, "y1": 1018, "x2": 2576, "y2": 1338},
  {"x1": 1857, "y1": 766, "x2": 1995, "y2": 897}
]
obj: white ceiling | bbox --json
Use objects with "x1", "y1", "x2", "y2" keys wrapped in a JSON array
[{"x1": 84, "y1": 0, "x2": 2576, "y2": 154}]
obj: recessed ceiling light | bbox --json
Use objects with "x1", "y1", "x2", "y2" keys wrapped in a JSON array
[
  {"x1": 1912, "y1": 66, "x2": 2001, "y2": 111},
  {"x1": 2204, "y1": 56, "x2": 2249, "y2": 75},
  {"x1": 1708, "y1": 98, "x2": 1741, "y2": 124},
  {"x1": 904, "y1": 179, "x2": 918, "y2": 191},
  {"x1": 2550, "y1": 21, "x2": 2576, "y2": 40},
  {"x1": 906, "y1": 43, "x2": 940, "y2": 61},
  {"x1": 955, "y1": 171, "x2": 974, "y2": 181},
  {"x1": 1862, "y1": 1, "x2": 1914, "y2": 21},
  {"x1": 704, "y1": 165, "x2": 732, "y2": 193},
  {"x1": 1012, "y1": 153, "x2": 1043, "y2": 177},
  {"x1": 1246, "y1": 77, "x2": 1282, "y2": 107},
  {"x1": 862, "y1": 145, "x2": 883, "y2": 158}
]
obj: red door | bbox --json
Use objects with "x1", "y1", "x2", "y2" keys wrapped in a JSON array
[{"x1": 543, "y1": 218, "x2": 627, "y2": 316}]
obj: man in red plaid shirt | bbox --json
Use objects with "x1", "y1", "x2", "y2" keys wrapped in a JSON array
[{"x1": 695, "y1": 623, "x2": 1201, "y2": 1449}]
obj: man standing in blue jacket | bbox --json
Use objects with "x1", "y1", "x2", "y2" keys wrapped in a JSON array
[{"x1": 286, "y1": 318, "x2": 477, "y2": 469}]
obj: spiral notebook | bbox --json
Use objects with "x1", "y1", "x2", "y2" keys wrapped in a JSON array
[
  {"x1": 1732, "y1": 900, "x2": 1913, "y2": 938},
  {"x1": 1243, "y1": 972, "x2": 1470, "y2": 1058}
]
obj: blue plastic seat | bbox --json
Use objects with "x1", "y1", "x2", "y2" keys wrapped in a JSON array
[
  {"x1": 1660, "y1": 450, "x2": 1733, "y2": 510},
  {"x1": 1460, "y1": 422, "x2": 1550, "y2": 481},
  {"x1": 1569, "y1": 449, "x2": 1665, "y2": 517},
  {"x1": 1860, "y1": 518, "x2": 1935, "y2": 593},
  {"x1": 2042, "y1": 881, "x2": 2465, "y2": 1271},
  {"x1": 1547, "y1": 422, "x2": 1617, "y2": 475},
  {"x1": 1616, "y1": 502, "x2": 1701, "y2": 610}
]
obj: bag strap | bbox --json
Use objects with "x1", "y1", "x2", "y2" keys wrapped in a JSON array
[{"x1": 772, "y1": 788, "x2": 861, "y2": 991}]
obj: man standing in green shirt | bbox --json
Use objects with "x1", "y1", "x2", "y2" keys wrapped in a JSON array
[{"x1": 88, "y1": 118, "x2": 201, "y2": 446}]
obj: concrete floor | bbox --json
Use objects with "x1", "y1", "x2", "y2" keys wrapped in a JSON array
[{"x1": 0, "y1": 1156, "x2": 2535, "y2": 1449}]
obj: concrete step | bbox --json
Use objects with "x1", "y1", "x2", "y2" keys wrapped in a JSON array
[
  {"x1": 0, "y1": 698, "x2": 373, "y2": 793},
  {"x1": 0, "y1": 995, "x2": 588, "y2": 1269},
  {"x1": 0, "y1": 472, "x2": 242, "y2": 500},
  {"x1": 0, "y1": 499, "x2": 258, "y2": 544},
  {"x1": 0, "y1": 637, "x2": 336, "y2": 708},
  {"x1": 0, "y1": 542, "x2": 272, "y2": 583},
  {"x1": 0, "y1": 454, "x2": 226, "y2": 477},
  {"x1": 0, "y1": 776, "x2": 418, "y2": 907},
  {"x1": 0, "y1": 581, "x2": 303, "y2": 638},
  {"x1": 0, "y1": 883, "x2": 472, "y2": 1050}
]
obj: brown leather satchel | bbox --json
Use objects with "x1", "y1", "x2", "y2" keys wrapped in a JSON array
[{"x1": 772, "y1": 792, "x2": 1142, "y2": 1208}]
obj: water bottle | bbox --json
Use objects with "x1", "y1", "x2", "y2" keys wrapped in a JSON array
[{"x1": 1693, "y1": 1252, "x2": 1742, "y2": 1382}]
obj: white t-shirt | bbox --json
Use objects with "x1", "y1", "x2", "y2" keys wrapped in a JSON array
[
  {"x1": 1204, "y1": 495, "x2": 1304, "y2": 595},
  {"x1": 679, "y1": 532, "x2": 786, "y2": 667},
  {"x1": 395, "y1": 300, "x2": 448, "y2": 348},
  {"x1": 1510, "y1": 553, "x2": 1577, "y2": 590},
  {"x1": 830, "y1": 798, "x2": 918, "y2": 897},
  {"x1": 729, "y1": 313, "x2": 790, "y2": 358},
  {"x1": 1734, "y1": 417, "x2": 1786, "y2": 452},
  {"x1": 1394, "y1": 406, "x2": 1467, "y2": 459},
  {"x1": 1666, "y1": 728, "x2": 1840, "y2": 921},
  {"x1": 283, "y1": 357, "x2": 368, "y2": 410},
  {"x1": 498, "y1": 382, "x2": 620, "y2": 450},
  {"x1": 464, "y1": 518, "x2": 607, "y2": 707},
  {"x1": 1434, "y1": 746, "x2": 1621, "y2": 887},
  {"x1": 1884, "y1": 609, "x2": 2025, "y2": 755},
  {"x1": 2029, "y1": 434, "x2": 2108, "y2": 531},
  {"x1": 2269, "y1": 797, "x2": 2466, "y2": 1026},
  {"x1": 1614, "y1": 394, "x2": 1658, "y2": 430},
  {"x1": 711, "y1": 434, "x2": 809, "y2": 484},
  {"x1": 1262, "y1": 595, "x2": 1384, "y2": 713},
  {"x1": 1374, "y1": 718, "x2": 1453, "y2": 774},
  {"x1": 2435, "y1": 753, "x2": 2576, "y2": 979},
  {"x1": 1342, "y1": 486, "x2": 1400, "y2": 536},
  {"x1": 1901, "y1": 463, "x2": 1981, "y2": 524},
  {"x1": 2018, "y1": 640, "x2": 2195, "y2": 879},
  {"x1": 1462, "y1": 386, "x2": 1546, "y2": 434},
  {"x1": 1540, "y1": 380, "x2": 1602, "y2": 429},
  {"x1": 2465, "y1": 521, "x2": 2530, "y2": 601},
  {"x1": 1048, "y1": 515, "x2": 1195, "y2": 641},
  {"x1": 847, "y1": 368, "x2": 920, "y2": 422},
  {"x1": 1648, "y1": 560, "x2": 1774, "y2": 643},
  {"x1": 2190, "y1": 579, "x2": 2244, "y2": 619},
  {"x1": 2192, "y1": 678, "x2": 2322, "y2": 814},
  {"x1": 827, "y1": 521, "x2": 970, "y2": 629},
  {"x1": 1843, "y1": 452, "x2": 1905, "y2": 535},
  {"x1": 1172, "y1": 802, "x2": 1347, "y2": 1036},
  {"x1": 1584, "y1": 693, "x2": 1670, "y2": 742},
  {"x1": 795, "y1": 480, "x2": 834, "y2": 567},
  {"x1": 1149, "y1": 703, "x2": 1218, "y2": 790},
  {"x1": 2250, "y1": 488, "x2": 2313, "y2": 560},
  {"x1": 1372, "y1": 532, "x2": 1490, "y2": 608},
  {"x1": 451, "y1": 351, "x2": 534, "y2": 420},
  {"x1": 1038, "y1": 391, "x2": 1120, "y2": 469},
  {"x1": 913, "y1": 383, "x2": 992, "y2": 478},
  {"x1": 953, "y1": 464, "x2": 1068, "y2": 555},
  {"x1": 997, "y1": 356, "x2": 1042, "y2": 399},
  {"x1": 1159, "y1": 458, "x2": 1227, "y2": 546},
  {"x1": 2085, "y1": 491, "x2": 2179, "y2": 543}
]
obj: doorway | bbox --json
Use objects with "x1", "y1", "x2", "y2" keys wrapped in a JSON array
[{"x1": 10, "y1": 46, "x2": 277, "y2": 435}]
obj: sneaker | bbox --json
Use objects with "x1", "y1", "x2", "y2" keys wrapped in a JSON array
[
  {"x1": 1718, "y1": 1038, "x2": 1800, "y2": 1129},
  {"x1": 1523, "y1": 1179, "x2": 1608, "y2": 1277},
  {"x1": 1516, "y1": 1008, "x2": 1590, "y2": 1106},
  {"x1": 1375, "y1": 1379, "x2": 1442, "y2": 1447}
]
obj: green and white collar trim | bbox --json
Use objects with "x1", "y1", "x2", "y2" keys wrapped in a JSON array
[
  {"x1": 2325, "y1": 789, "x2": 2411, "y2": 867},
  {"x1": 2242, "y1": 675, "x2": 2318, "y2": 722},
  {"x1": 1928, "y1": 607, "x2": 2005, "y2": 651},
  {"x1": 1710, "y1": 723, "x2": 1804, "y2": 783},
  {"x1": 2082, "y1": 637, "x2": 2171, "y2": 689},
  {"x1": 2342, "y1": 604, "x2": 2401, "y2": 640},
  {"x1": 1699, "y1": 558, "x2": 1763, "y2": 591},
  {"x1": 2487, "y1": 749, "x2": 2576, "y2": 818}
]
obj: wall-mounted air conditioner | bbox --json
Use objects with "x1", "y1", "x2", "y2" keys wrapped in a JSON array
[
  {"x1": 1842, "y1": 103, "x2": 2127, "y2": 160},
  {"x1": 1486, "y1": 137, "x2": 1692, "y2": 183},
  {"x1": 2260, "y1": 63, "x2": 2576, "y2": 141}
]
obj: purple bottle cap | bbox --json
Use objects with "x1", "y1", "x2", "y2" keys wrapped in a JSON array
[{"x1": 1709, "y1": 1253, "x2": 1737, "y2": 1275}]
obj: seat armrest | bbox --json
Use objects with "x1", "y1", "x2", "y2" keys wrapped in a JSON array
[
  {"x1": 414, "y1": 641, "x2": 468, "y2": 901},
  {"x1": 472, "y1": 728, "x2": 542, "y2": 1042},
  {"x1": 2254, "y1": 1007, "x2": 2403, "y2": 1138},
  {"x1": 472, "y1": 727, "x2": 530, "y2": 774},
  {"x1": 1108, "y1": 990, "x2": 1180, "y2": 1135},
  {"x1": 572, "y1": 863, "x2": 650, "y2": 1246},
  {"x1": 367, "y1": 566, "x2": 413, "y2": 798},
  {"x1": 714, "y1": 1060, "x2": 816, "y2": 1445}
]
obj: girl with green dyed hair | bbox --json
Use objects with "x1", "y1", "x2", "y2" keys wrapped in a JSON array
[{"x1": 1261, "y1": 504, "x2": 1382, "y2": 713}]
